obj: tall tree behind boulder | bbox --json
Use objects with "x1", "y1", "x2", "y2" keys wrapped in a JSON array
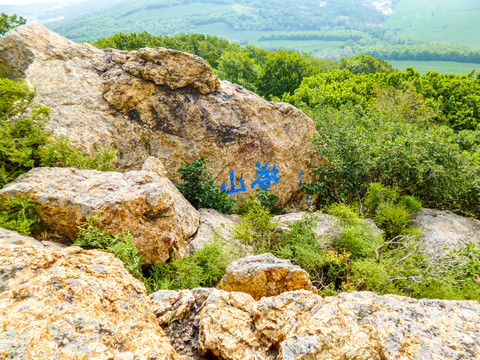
[{"x1": 0, "y1": 23, "x2": 319, "y2": 210}]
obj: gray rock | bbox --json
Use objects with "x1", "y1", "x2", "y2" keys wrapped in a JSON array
[
  {"x1": 155, "y1": 288, "x2": 480, "y2": 360},
  {"x1": 414, "y1": 208, "x2": 480, "y2": 256}
]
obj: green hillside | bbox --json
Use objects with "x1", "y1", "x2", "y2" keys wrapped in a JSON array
[
  {"x1": 384, "y1": 0, "x2": 480, "y2": 49},
  {"x1": 4, "y1": 0, "x2": 480, "y2": 73},
  {"x1": 45, "y1": 0, "x2": 385, "y2": 42}
]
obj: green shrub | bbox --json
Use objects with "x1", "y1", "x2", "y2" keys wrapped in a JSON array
[
  {"x1": 0, "y1": 196, "x2": 43, "y2": 235},
  {"x1": 398, "y1": 195, "x2": 423, "y2": 213},
  {"x1": 74, "y1": 216, "x2": 142, "y2": 279},
  {"x1": 350, "y1": 259, "x2": 391, "y2": 292},
  {"x1": 177, "y1": 156, "x2": 235, "y2": 213},
  {"x1": 374, "y1": 203, "x2": 412, "y2": 239},
  {"x1": 0, "y1": 77, "x2": 117, "y2": 189},
  {"x1": 144, "y1": 240, "x2": 236, "y2": 293},
  {"x1": 234, "y1": 199, "x2": 279, "y2": 252},
  {"x1": 234, "y1": 189, "x2": 282, "y2": 215},
  {"x1": 274, "y1": 212, "x2": 349, "y2": 291},
  {"x1": 326, "y1": 203, "x2": 361, "y2": 226},
  {"x1": 333, "y1": 225, "x2": 382, "y2": 260},
  {"x1": 364, "y1": 182, "x2": 399, "y2": 215},
  {"x1": 299, "y1": 102, "x2": 479, "y2": 218},
  {"x1": 39, "y1": 136, "x2": 117, "y2": 171}
]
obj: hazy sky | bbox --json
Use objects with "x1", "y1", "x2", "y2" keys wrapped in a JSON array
[{"x1": 0, "y1": 0, "x2": 84, "y2": 4}]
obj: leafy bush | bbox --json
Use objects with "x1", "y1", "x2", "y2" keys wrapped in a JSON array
[
  {"x1": 39, "y1": 136, "x2": 117, "y2": 171},
  {"x1": 363, "y1": 182, "x2": 399, "y2": 215},
  {"x1": 144, "y1": 240, "x2": 236, "y2": 293},
  {"x1": 0, "y1": 77, "x2": 117, "y2": 189},
  {"x1": 74, "y1": 216, "x2": 142, "y2": 279},
  {"x1": 234, "y1": 189, "x2": 282, "y2": 215},
  {"x1": 374, "y1": 203, "x2": 412, "y2": 240},
  {"x1": 0, "y1": 196, "x2": 42, "y2": 235},
  {"x1": 333, "y1": 225, "x2": 382, "y2": 260},
  {"x1": 234, "y1": 199, "x2": 279, "y2": 252},
  {"x1": 326, "y1": 203, "x2": 361, "y2": 226},
  {"x1": 398, "y1": 195, "x2": 423, "y2": 213},
  {"x1": 0, "y1": 13, "x2": 25, "y2": 36},
  {"x1": 300, "y1": 104, "x2": 479, "y2": 217},
  {"x1": 177, "y1": 156, "x2": 235, "y2": 213}
]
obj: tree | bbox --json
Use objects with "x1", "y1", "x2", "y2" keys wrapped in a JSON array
[{"x1": 0, "y1": 13, "x2": 26, "y2": 36}]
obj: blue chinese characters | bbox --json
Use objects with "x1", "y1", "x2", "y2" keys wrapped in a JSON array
[{"x1": 250, "y1": 162, "x2": 279, "y2": 190}]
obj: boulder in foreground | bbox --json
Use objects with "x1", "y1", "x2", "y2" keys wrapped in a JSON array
[
  {"x1": 0, "y1": 236, "x2": 180, "y2": 359},
  {"x1": 152, "y1": 288, "x2": 480, "y2": 360},
  {"x1": 0, "y1": 166, "x2": 200, "y2": 265}
]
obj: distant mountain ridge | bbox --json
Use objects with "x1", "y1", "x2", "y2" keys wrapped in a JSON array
[{"x1": 3, "y1": 0, "x2": 480, "y2": 62}]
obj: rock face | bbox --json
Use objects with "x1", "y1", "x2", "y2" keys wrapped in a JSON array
[
  {"x1": 0, "y1": 24, "x2": 319, "y2": 210},
  {"x1": 218, "y1": 253, "x2": 314, "y2": 300},
  {"x1": 414, "y1": 208, "x2": 480, "y2": 256},
  {"x1": 0, "y1": 167, "x2": 200, "y2": 265},
  {"x1": 0, "y1": 238, "x2": 180, "y2": 359},
  {"x1": 152, "y1": 288, "x2": 480, "y2": 360}
]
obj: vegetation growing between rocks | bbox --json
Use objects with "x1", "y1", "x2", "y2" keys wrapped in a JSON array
[
  {"x1": 177, "y1": 156, "x2": 235, "y2": 214},
  {"x1": 233, "y1": 184, "x2": 480, "y2": 301},
  {"x1": 0, "y1": 196, "x2": 42, "y2": 235},
  {"x1": 0, "y1": 77, "x2": 118, "y2": 189},
  {"x1": 144, "y1": 240, "x2": 240, "y2": 293},
  {"x1": 74, "y1": 216, "x2": 143, "y2": 279}
]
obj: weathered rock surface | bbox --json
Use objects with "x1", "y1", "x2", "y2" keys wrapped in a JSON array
[
  {"x1": 414, "y1": 208, "x2": 480, "y2": 256},
  {"x1": 218, "y1": 253, "x2": 314, "y2": 300},
  {"x1": 186, "y1": 208, "x2": 251, "y2": 258},
  {"x1": 273, "y1": 212, "x2": 342, "y2": 246},
  {"x1": 152, "y1": 288, "x2": 480, "y2": 360},
  {"x1": 0, "y1": 24, "x2": 319, "y2": 210},
  {"x1": 0, "y1": 227, "x2": 66, "y2": 250},
  {"x1": 0, "y1": 167, "x2": 200, "y2": 265},
  {"x1": 0, "y1": 238, "x2": 180, "y2": 360}
]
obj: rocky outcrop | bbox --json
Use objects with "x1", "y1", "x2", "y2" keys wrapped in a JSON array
[
  {"x1": 152, "y1": 288, "x2": 480, "y2": 360},
  {"x1": 0, "y1": 24, "x2": 319, "y2": 210},
  {"x1": 414, "y1": 208, "x2": 480, "y2": 256},
  {"x1": 0, "y1": 238, "x2": 180, "y2": 360},
  {"x1": 0, "y1": 166, "x2": 200, "y2": 265},
  {"x1": 218, "y1": 253, "x2": 314, "y2": 300}
]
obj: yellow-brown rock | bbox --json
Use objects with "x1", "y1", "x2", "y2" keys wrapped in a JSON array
[
  {"x1": 217, "y1": 253, "x2": 314, "y2": 300},
  {"x1": 152, "y1": 288, "x2": 480, "y2": 360},
  {"x1": 0, "y1": 167, "x2": 200, "y2": 265},
  {"x1": 0, "y1": 23, "x2": 319, "y2": 210},
  {"x1": 0, "y1": 237, "x2": 180, "y2": 360}
]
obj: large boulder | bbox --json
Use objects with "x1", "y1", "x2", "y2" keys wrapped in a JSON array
[
  {"x1": 217, "y1": 253, "x2": 315, "y2": 300},
  {"x1": 152, "y1": 288, "x2": 480, "y2": 360},
  {"x1": 0, "y1": 24, "x2": 319, "y2": 210},
  {"x1": 0, "y1": 167, "x2": 200, "y2": 265},
  {"x1": 0, "y1": 237, "x2": 180, "y2": 359},
  {"x1": 414, "y1": 208, "x2": 480, "y2": 256}
]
